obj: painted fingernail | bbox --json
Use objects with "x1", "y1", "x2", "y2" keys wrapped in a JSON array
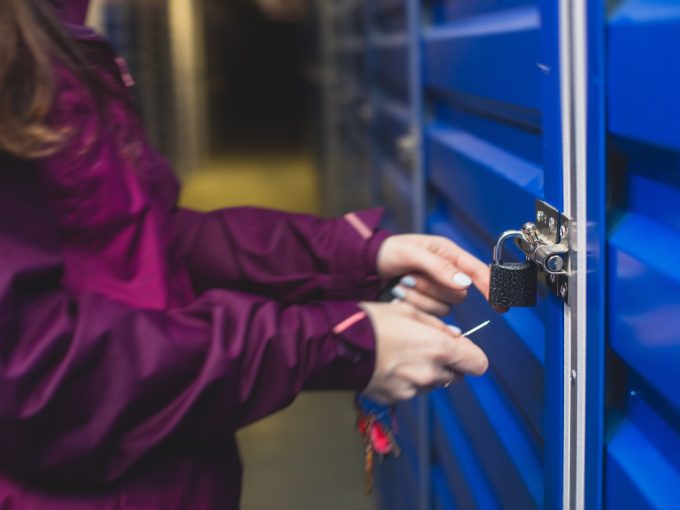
[
  {"x1": 400, "y1": 275, "x2": 417, "y2": 288},
  {"x1": 452, "y1": 272, "x2": 472, "y2": 287},
  {"x1": 448, "y1": 325, "x2": 462, "y2": 336},
  {"x1": 391, "y1": 286, "x2": 407, "y2": 300}
]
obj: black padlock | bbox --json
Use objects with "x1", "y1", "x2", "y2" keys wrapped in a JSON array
[{"x1": 489, "y1": 231, "x2": 537, "y2": 308}]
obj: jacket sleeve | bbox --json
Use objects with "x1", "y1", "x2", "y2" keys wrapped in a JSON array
[
  {"x1": 173, "y1": 207, "x2": 392, "y2": 302},
  {"x1": 0, "y1": 283, "x2": 375, "y2": 487}
]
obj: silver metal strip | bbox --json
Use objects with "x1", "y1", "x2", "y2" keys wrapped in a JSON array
[
  {"x1": 571, "y1": 0, "x2": 588, "y2": 507},
  {"x1": 560, "y1": 0, "x2": 588, "y2": 507},
  {"x1": 558, "y1": 0, "x2": 574, "y2": 506}
]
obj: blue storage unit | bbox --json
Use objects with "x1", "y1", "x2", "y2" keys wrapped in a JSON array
[
  {"x1": 604, "y1": 1, "x2": 680, "y2": 509},
  {"x1": 320, "y1": 0, "x2": 679, "y2": 508}
]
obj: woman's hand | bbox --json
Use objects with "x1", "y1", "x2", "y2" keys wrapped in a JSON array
[
  {"x1": 360, "y1": 301, "x2": 489, "y2": 404},
  {"x1": 377, "y1": 234, "x2": 491, "y2": 316}
]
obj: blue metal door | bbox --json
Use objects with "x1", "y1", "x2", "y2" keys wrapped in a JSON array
[
  {"x1": 604, "y1": 1, "x2": 680, "y2": 508},
  {"x1": 421, "y1": 1, "x2": 565, "y2": 508},
  {"x1": 324, "y1": 0, "x2": 568, "y2": 508}
]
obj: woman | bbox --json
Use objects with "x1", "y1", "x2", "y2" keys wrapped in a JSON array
[{"x1": 0, "y1": 0, "x2": 491, "y2": 508}]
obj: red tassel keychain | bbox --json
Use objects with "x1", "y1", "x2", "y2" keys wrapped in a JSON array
[{"x1": 356, "y1": 404, "x2": 401, "y2": 493}]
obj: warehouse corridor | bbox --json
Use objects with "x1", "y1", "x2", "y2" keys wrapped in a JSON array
[{"x1": 180, "y1": 154, "x2": 376, "y2": 510}]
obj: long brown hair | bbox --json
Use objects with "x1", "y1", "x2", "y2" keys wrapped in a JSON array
[{"x1": 0, "y1": 0, "x2": 93, "y2": 159}]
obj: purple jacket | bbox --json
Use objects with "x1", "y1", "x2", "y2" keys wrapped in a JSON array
[{"x1": 0, "y1": 3, "x2": 389, "y2": 508}]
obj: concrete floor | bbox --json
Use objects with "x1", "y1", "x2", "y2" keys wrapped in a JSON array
[{"x1": 180, "y1": 155, "x2": 376, "y2": 510}]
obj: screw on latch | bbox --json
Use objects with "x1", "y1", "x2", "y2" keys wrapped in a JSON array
[
  {"x1": 536, "y1": 210, "x2": 545, "y2": 223},
  {"x1": 548, "y1": 216, "x2": 557, "y2": 231},
  {"x1": 559, "y1": 224, "x2": 568, "y2": 240},
  {"x1": 560, "y1": 283, "x2": 568, "y2": 298},
  {"x1": 546, "y1": 254, "x2": 564, "y2": 273}
]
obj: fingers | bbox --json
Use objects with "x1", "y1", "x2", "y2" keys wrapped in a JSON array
[
  {"x1": 396, "y1": 364, "x2": 455, "y2": 390},
  {"x1": 391, "y1": 285, "x2": 451, "y2": 317},
  {"x1": 398, "y1": 274, "x2": 469, "y2": 304},
  {"x1": 408, "y1": 237, "x2": 492, "y2": 299},
  {"x1": 362, "y1": 300, "x2": 489, "y2": 405},
  {"x1": 403, "y1": 247, "x2": 475, "y2": 293},
  {"x1": 442, "y1": 336, "x2": 489, "y2": 376},
  {"x1": 390, "y1": 301, "x2": 459, "y2": 337},
  {"x1": 395, "y1": 307, "x2": 488, "y2": 377}
]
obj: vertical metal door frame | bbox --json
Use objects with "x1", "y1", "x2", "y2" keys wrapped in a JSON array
[
  {"x1": 558, "y1": 0, "x2": 584, "y2": 505},
  {"x1": 559, "y1": 0, "x2": 605, "y2": 508}
]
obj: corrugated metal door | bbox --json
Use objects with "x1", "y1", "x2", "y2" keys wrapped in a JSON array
[
  {"x1": 321, "y1": 0, "x2": 569, "y2": 508},
  {"x1": 421, "y1": 0, "x2": 565, "y2": 508},
  {"x1": 604, "y1": 1, "x2": 680, "y2": 508}
]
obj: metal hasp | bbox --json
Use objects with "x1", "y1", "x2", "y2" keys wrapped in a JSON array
[{"x1": 516, "y1": 199, "x2": 571, "y2": 304}]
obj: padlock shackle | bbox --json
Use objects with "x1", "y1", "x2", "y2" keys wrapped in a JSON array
[{"x1": 493, "y1": 229, "x2": 525, "y2": 263}]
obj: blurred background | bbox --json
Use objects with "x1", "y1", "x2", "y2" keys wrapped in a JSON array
[{"x1": 87, "y1": 1, "x2": 374, "y2": 509}]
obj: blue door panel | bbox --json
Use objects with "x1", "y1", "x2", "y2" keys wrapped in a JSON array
[
  {"x1": 446, "y1": 378, "x2": 542, "y2": 509},
  {"x1": 381, "y1": 398, "x2": 424, "y2": 509},
  {"x1": 605, "y1": 401, "x2": 680, "y2": 509},
  {"x1": 605, "y1": 2, "x2": 680, "y2": 507},
  {"x1": 431, "y1": 392, "x2": 501, "y2": 510},
  {"x1": 433, "y1": 104, "x2": 542, "y2": 166},
  {"x1": 608, "y1": 215, "x2": 680, "y2": 412},
  {"x1": 377, "y1": 457, "x2": 418, "y2": 510},
  {"x1": 612, "y1": 143, "x2": 680, "y2": 233},
  {"x1": 428, "y1": 215, "x2": 545, "y2": 447},
  {"x1": 421, "y1": 0, "x2": 563, "y2": 507},
  {"x1": 430, "y1": 0, "x2": 535, "y2": 21},
  {"x1": 379, "y1": 418, "x2": 420, "y2": 510},
  {"x1": 432, "y1": 466, "x2": 458, "y2": 510},
  {"x1": 426, "y1": 126, "x2": 543, "y2": 240},
  {"x1": 395, "y1": 399, "x2": 420, "y2": 446},
  {"x1": 608, "y1": 1, "x2": 680, "y2": 151},
  {"x1": 423, "y1": 5, "x2": 541, "y2": 110}
]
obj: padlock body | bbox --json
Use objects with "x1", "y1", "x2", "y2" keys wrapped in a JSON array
[{"x1": 489, "y1": 261, "x2": 537, "y2": 307}]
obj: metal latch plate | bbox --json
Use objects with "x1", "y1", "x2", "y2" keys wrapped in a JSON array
[{"x1": 515, "y1": 199, "x2": 571, "y2": 304}]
